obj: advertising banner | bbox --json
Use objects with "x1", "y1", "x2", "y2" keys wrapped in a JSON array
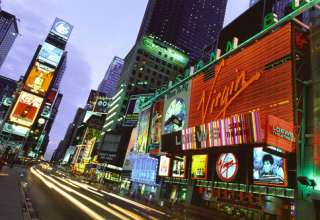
[
  {"x1": 161, "y1": 131, "x2": 182, "y2": 153},
  {"x1": 25, "y1": 62, "x2": 55, "y2": 96},
  {"x1": 123, "y1": 94, "x2": 153, "y2": 127},
  {"x1": 150, "y1": 101, "x2": 163, "y2": 145},
  {"x1": 182, "y1": 111, "x2": 262, "y2": 150},
  {"x1": 3, "y1": 123, "x2": 30, "y2": 137},
  {"x1": 135, "y1": 108, "x2": 151, "y2": 153},
  {"x1": 9, "y1": 91, "x2": 43, "y2": 127},
  {"x1": 172, "y1": 156, "x2": 186, "y2": 178},
  {"x1": 38, "y1": 42, "x2": 63, "y2": 67},
  {"x1": 50, "y1": 17, "x2": 73, "y2": 41},
  {"x1": 266, "y1": 115, "x2": 295, "y2": 152},
  {"x1": 253, "y1": 147, "x2": 287, "y2": 187},
  {"x1": 131, "y1": 155, "x2": 158, "y2": 185},
  {"x1": 191, "y1": 154, "x2": 208, "y2": 180},
  {"x1": 189, "y1": 23, "x2": 294, "y2": 138},
  {"x1": 158, "y1": 155, "x2": 170, "y2": 177}
]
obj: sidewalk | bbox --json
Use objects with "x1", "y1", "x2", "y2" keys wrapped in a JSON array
[{"x1": 0, "y1": 166, "x2": 24, "y2": 220}]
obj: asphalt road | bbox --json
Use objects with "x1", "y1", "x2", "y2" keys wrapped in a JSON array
[{"x1": 26, "y1": 167, "x2": 172, "y2": 220}]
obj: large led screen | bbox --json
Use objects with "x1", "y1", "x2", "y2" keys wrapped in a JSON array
[
  {"x1": 253, "y1": 147, "x2": 286, "y2": 186},
  {"x1": 164, "y1": 98, "x2": 187, "y2": 134},
  {"x1": 158, "y1": 156, "x2": 170, "y2": 177},
  {"x1": 191, "y1": 154, "x2": 208, "y2": 180},
  {"x1": 131, "y1": 155, "x2": 158, "y2": 185},
  {"x1": 25, "y1": 62, "x2": 55, "y2": 96},
  {"x1": 38, "y1": 42, "x2": 63, "y2": 67},
  {"x1": 135, "y1": 108, "x2": 151, "y2": 153},
  {"x1": 188, "y1": 23, "x2": 294, "y2": 137},
  {"x1": 172, "y1": 156, "x2": 186, "y2": 178},
  {"x1": 9, "y1": 91, "x2": 43, "y2": 127}
]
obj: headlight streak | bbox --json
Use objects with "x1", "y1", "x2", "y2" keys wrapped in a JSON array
[
  {"x1": 30, "y1": 167, "x2": 105, "y2": 220},
  {"x1": 64, "y1": 178, "x2": 166, "y2": 216},
  {"x1": 36, "y1": 169, "x2": 139, "y2": 220}
]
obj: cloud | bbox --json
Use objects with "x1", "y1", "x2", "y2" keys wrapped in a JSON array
[{"x1": 45, "y1": 44, "x2": 92, "y2": 160}]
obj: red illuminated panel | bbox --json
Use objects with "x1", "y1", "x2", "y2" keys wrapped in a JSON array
[
  {"x1": 189, "y1": 23, "x2": 294, "y2": 141},
  {"x1": 9, "y1": 91, "x2": 43, "y2": 127},
  {"x1": 266, "y1": 115, "x2": 296, "y2": 152}
]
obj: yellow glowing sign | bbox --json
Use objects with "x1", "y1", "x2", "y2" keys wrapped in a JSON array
[{"x1": 25, "y1": 62, "x2": 55, "y2": 96}]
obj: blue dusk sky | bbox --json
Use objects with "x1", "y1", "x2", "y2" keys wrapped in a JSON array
[{"x1": 0, "y1": 0, "x2": 249, "y2": 160}]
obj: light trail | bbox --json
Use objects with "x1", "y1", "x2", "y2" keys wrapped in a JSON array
[
  {"x1": 53, "y1": 175, "x2": 81, "y2": 188},
  {"x1": 61, "y1": 177, "x2": 167, "y2": 217},
  {"x1": 37, "y1": 169, "x2": 143, "y2": 220},
  {"x1": 30, "y1": 167, "x2": 105, "y2": 220}
]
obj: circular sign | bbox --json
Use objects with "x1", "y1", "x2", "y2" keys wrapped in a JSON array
[
  {"x1": 216, "y1": 153, "x2": 238, "y2": 182},
  {"x1": 54, "y1": 21, "x2": 71, "y2": 36},
  {"x1": 38, "y1": 118, "x2": 45, "y2": 125}
]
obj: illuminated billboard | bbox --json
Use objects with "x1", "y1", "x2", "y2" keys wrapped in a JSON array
[
  {"x1": 172, "y1": 156, "x2": 186, "y2": 178},
  {"x1": 182, "y1": 112, "x2": 262, "y2": 150},
  {"x1": 189, "y1": 23, "x2": 294, "y2": 138},
  {"x1": 123, "y1": 94, "x2": 153, "y2": 127},
  {"x1": 253, "y1": 147, "x2": 287, "y2": 186},
  {"x1": 158, "y1": 156, "x2": 170, "y2": 177},
  {"x1": 150, "y1": 101, "x2": 163, "y2": 145},
  {"x1": 38, "y1": 42, "x2": 63, "y2": 67},
  {"x1": 9, "y1": 91, "x2": 43, "y2": 127},
  {"x1": 131, "y1": 155, "x2": 158, "y2": 185},
  {"x1": 3, "y1": 123, "x2": 30, "y2": 137},
  {"x1": 135, "y1": 108, "x2": 151, "y2": 153},
  {"x1": 50, "y1": 18, "x2": 73, "y2": 41},
  {"x1": 25, "y1": 62, "x2": 55, "y2": 96},
  {"x1": 191, "y1": 154, "x2": 208, "y2": 180},
  {"x1": 164, "y1": 98, "x2": 187, "y2": 134}
]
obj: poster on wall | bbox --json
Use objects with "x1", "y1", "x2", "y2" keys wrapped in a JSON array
[
  {"x1": 253, "y1": 147, "x2": 286, "y2": 186},
  {"x1": 25, "y1": 62, "x2": 55, "y2": 96},
  {"x1": 164, "y1": 98, "x2": 187, "y2": 134},
  {"x1": 216, "y1": 153, "x2": 239, "y2": 182},
  {"x1": 150, "y1": 101, "x2": 163, "y2": 145},
  {"x1": 9, "y1": 91, "x2": 43, "y2": 127},
  {"x1": 135, "y1": 108, "x2": 151, "y2": 153},
  {"x1": 158, "y1": 156, "x2": 170, "y2": 176},
  {"x1": 38, "y1": 42, "x2": 63, "y2": 67},
  {"x1": 172, "y1": 156, "x2": 186, "y2": 178},
  {"x1": 191, "y1": 154, "x2": 208, "y2": 180}
]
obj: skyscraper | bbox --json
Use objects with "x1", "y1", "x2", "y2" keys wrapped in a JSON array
[
  {"x1": 137, "y1": 0, "x2": 228, "y2": 62},
  {"x1": 0, "y1": 10, "x2": 18, "y2": 68},
  {"x1": 98, "y1": 56, "x2": 124, "y2": 97}
]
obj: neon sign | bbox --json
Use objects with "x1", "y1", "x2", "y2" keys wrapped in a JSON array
[{"x1": 216, "y1": 153, "x2": 239, "y2": 182}]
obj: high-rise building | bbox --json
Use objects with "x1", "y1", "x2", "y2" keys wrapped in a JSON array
[
  {"x1": 98, "y1": 56, "x2": 124, "y2": 98},
  {"x1": 0, "y1": 10, "x2": 18, "y2": 68},
  {"x1": 0, "y1": 74, "x2": 16, "y2": 121},
  {"x1": 137, "y1": 0, "x2": 227, "y2": 62}
]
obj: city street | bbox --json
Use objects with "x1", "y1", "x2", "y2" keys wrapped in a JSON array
[{"x1": 28, "y1": 167, "x2": 171, "y2": 220}]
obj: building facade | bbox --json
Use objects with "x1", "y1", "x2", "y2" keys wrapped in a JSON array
[
  {"x1": 137, "y1": 0, "x2": 227, "y2": 62},
  {"x1": 0, "y1": 10, "x2": 18, "y2": 68},
  {"x1": 98, "y1": 56, "x2": 124, "y2": 98}
]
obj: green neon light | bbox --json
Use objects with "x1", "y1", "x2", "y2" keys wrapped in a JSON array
[
  {"x1": 141, "y1": 36, "x2": 189, "y2": 68},
  {"x1": 141, "y1": 0, "x2": 319, "y2": 109}
]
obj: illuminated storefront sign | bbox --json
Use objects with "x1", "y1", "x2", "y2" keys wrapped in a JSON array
[
  {"x1": 9, "y1": 91, "x2": 43, "y2": 127},
  {"x1": 135, "y1": 108, "x2": 151, "y2": 153},
  {"x1": 25, "y1": 62, "x2": 55, "y2": 96},
  {"x1": 141, "y1": 36, "x2": 189, "y2": 68},
  {"x1": 41, "y1": 103, "x2": 51, "y2": 119},
  {"x1": 131, "y1": 155, "x2": 158, "y2": 185},
  {"x1": 172, "y1": 156, "x2": 186, "y2": 178},
  {"x1": 216, "y1": 153, "x2": 238, "y2": 182},
  {"x1": 191, "y1": 154, "x2": 208, "y2": 180},
  {"x1": 158, "y1": 156, "x2": 170, "y2": 177},
  {"x1": 253, "y1": 147, "x2": 287, "y2": 187},
  {"x1": 189, "y1": 23, "x2": 294, "y2": 140},
  {"x1": 182, "y1": 112, "x2": 262, "y2": 150},
  {"x1": 38, "y1": 42, "x2": 63, "y2": 67},
  {"x1": 266, "y1": 115, "x2": 295, "y2": 152},
  {"x1": 50, "y1": 17, "x2": 73, "y2": 41}
]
